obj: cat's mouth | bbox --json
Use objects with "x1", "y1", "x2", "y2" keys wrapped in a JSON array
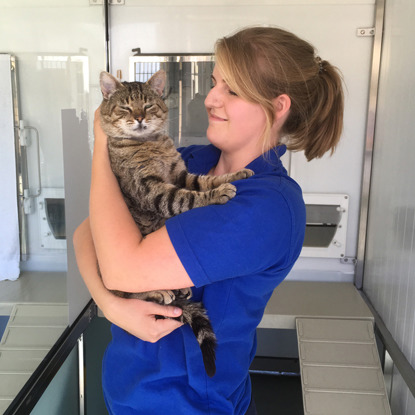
[{"x1": 133, "y1": 123, "x2": 148, "y2": 131}]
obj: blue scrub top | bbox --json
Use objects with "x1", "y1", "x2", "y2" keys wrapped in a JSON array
[{"x1": 102, "y1": 144, "x2": 306, "y2": 415}]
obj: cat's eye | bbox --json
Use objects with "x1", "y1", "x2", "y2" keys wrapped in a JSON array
[
  {"x1": 119, "y1": 105, "x2": 132, "y2": 114},
  {"x1": 144, "y1": 104, "x2": 155, "y2": 112}
]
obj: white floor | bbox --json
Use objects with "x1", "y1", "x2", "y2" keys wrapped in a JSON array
[
  {"x1": 0, "y1": 271, "x2": 67, "y2": 314},
  {"x1": 0, "y1": 271, "x2": 68, "y2": 413}
]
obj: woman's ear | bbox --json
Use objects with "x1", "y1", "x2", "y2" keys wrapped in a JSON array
[{"x1": 273, "y1": 94, "x2": 291, "y2": 121}]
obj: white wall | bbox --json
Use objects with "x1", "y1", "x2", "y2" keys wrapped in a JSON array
[
  {"x1": 110, "y1": 0, "x2": 376, "y2": 282},
  {"x1": 363, "y1": 0, "x2": 415, "y2": 412}
]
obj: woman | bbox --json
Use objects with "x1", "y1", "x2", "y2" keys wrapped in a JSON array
[{"x1": 74, "y1": 26, "x2": 344, "y2": 414}]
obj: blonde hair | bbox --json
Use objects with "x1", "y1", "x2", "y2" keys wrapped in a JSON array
[{"x1": 215, "y1": 26, "x2": 344, "y2": 161}]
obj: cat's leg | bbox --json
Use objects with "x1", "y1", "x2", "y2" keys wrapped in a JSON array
[
  {"x1": 126, "y1": 290, "x2": 176, "y2": 305},
  {"x1": 142, "y1": 182, "x2": 238, "y2": 218},
  {"x1": 176, "y1": 169, "x2": 254, "y2": 191}
]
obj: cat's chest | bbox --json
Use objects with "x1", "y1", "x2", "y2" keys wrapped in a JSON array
[{"x1": 110, "y1": 142, "x2": 184, "y2": 182}]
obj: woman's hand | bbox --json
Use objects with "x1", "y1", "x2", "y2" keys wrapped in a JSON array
[{"x1": 104, "y1": 295, "x2": 184, "y2": 343}]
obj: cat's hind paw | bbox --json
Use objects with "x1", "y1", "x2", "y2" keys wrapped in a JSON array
[
  {"x1": 174, "y1": 288, "x2": 192, "y2": 300},
  {"x1": 146, "y1": 290, "x2": 176, "y2": 305}
]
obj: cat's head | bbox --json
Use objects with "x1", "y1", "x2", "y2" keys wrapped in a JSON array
[{"x1": 99, "y1": 70, "x2": 168, "y2": 140}]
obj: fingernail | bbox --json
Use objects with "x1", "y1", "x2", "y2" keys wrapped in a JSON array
[{"x1": 173, "y1": 307, "x2": 182, "y2": 316}]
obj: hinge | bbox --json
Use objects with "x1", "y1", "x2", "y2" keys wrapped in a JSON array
[
  {"x1": 357, "y1": 27, "x2": 375, "y2": 37},
  {"x1": 90, "y1": 0, "x2": 124, "y2": 5}
]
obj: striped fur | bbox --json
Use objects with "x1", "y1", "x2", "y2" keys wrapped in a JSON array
[{"x1": 99, "y1": 70, "x2": 253, "y2": 377}]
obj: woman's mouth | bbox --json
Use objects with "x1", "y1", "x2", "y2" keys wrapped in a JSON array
[{"x1": 208, "y1": 112, "x2": 227, "y2": 122}]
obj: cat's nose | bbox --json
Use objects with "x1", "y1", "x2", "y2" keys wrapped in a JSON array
[{"x1": 136, "y1": 116, "x2": 143, "y2": 124}]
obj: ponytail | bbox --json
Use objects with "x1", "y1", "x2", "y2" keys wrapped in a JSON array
[{"x1": 282, "y1": 58, "x2": 344, "y2": 161}]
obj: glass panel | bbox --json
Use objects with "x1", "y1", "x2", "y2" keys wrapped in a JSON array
[{"x1": 0, "y1": 1, "x2": 105, "y2": 412}]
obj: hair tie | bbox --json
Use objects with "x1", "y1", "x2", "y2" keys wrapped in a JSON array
[{"x1": 315, "y1": 56, "x2": 324, "y2": 73}]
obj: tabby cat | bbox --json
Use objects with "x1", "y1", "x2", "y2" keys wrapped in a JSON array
[{"x1": 99, "y1": 70, "x2": 253, "y2": 377}]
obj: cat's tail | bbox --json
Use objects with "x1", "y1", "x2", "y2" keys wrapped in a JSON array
[{"x1": 173, "y1": 300, "x2": 217, "y2": 377}]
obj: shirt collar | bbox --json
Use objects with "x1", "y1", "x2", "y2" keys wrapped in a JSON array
[
  {"x1": 246, "y1": 145, "x2": 287, "y2": 174},
  {"x1": 186, "y1": 144, "x2": 287, "y2": 175}
]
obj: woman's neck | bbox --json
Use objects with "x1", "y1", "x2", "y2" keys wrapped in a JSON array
[
  {"x1": 209, "y1": 150, "x2": 257, "y2": 176},
  {"x1": 208, "y1": 134, "x2": 280, "y2": 176}
]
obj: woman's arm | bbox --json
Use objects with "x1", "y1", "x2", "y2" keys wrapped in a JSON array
[
  {"x1": 89, "y1": 109, "x2": 193, "y2": 293},
  {"x1": 73, "y1": 218, "x2": 183, "y2": 342}
]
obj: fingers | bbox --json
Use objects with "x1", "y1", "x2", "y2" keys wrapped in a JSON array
[
  {"x1": 145, "y1": 303, "x2": 183, "y2": 343},
  {"x1": 125, "y1": 301, "x2": 183, "y2": 343},
  {"x1": 106, "y1": 296, "x2": 184, "y2": 343},
  {"x1": 150, "y1": 317, "x2": 183, "y2": 343},
  {"x1": 161, "y1": 305, "x2": 183, "y2": 319},
  {"x1": 141, "y1": 300, "x2": 182, "y2": 318}
]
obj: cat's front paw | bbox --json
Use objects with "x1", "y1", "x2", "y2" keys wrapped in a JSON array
[
  {"x1": 235, "y1": 168, "x2": 254, "y2": 180},
  {"x1": 222, "y1": 168, "x2": 254, "y2": 184},
  {"x1": 214, "y1": 183, "x2": 237, "y2": 204}
]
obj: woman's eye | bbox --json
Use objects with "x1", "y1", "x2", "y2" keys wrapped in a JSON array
[{"x1": 228, "y1": 89, "x2": 237, "y2": 96}]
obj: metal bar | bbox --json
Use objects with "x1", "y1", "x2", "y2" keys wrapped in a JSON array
[
  {"x1": 10, "y1": 56, "x2": 28, "y2": 259},
  {"x1": 355, "y1": 0, "x2": 385, "y2": 289},
  {"x1": 131, "y1": 52, "x2": 214, "y2": 59},
  {"x1": 105, "y1": 0, "x2": 111, "y2": 73},
  {"x1": 359, "y1": 290, "x2": 415, "y2": 398},
  {"x1": 20, "y1": 125, "x2": 42, "y2": 199},
  {"x1": 78, "y1": 334, "x2": 85, "y2": 415},
  {"x1": 249, "y1": 369, "x2": 300, "y2": 377}
]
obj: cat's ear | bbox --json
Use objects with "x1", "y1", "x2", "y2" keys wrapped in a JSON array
[
  {"x1": 147, "y1": 70, "x2": 166, "y2": 96},
  {"x1": 100, "y1": 71, "x2": 123, "y2": 100}
]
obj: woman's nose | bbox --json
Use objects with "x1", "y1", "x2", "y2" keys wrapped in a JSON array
[{"x1": 205, "y1": 86, "x2": 221, "y2": 108}]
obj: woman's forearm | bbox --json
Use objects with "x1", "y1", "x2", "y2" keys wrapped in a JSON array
[
  {"x1": 73, "y1": 218, "x2": 116, "y2": 313},
  {"x1": 89, "y1": 115, "x2": 144, "y2": 285},
  {"x1": 73, "y1": 218, "x2": 184, "y2": 342}
]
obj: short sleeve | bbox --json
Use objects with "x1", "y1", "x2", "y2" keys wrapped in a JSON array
[{"x1": 165, "y1": 175, "x2": 305, "y2": 288}]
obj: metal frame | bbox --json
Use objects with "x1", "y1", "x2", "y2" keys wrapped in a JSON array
[
  {"x1": 105, "y1": 0, "x2": 111, "y2": 73},
  {"x1": 355, "y1": 0, "x2": 385, "y2": 289},
  {"x1": 10, "y1": 55, "x2": 29, "y2": 260},
  {"x1": 78, "y1": 334, "x2": 85, "y2": 415},
  {"x1": 300, "y1": 193, "x2": 349, "y2": 259},
  {"x1": 129, "y1": 53, "x2": 215, "y2": 82}
]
